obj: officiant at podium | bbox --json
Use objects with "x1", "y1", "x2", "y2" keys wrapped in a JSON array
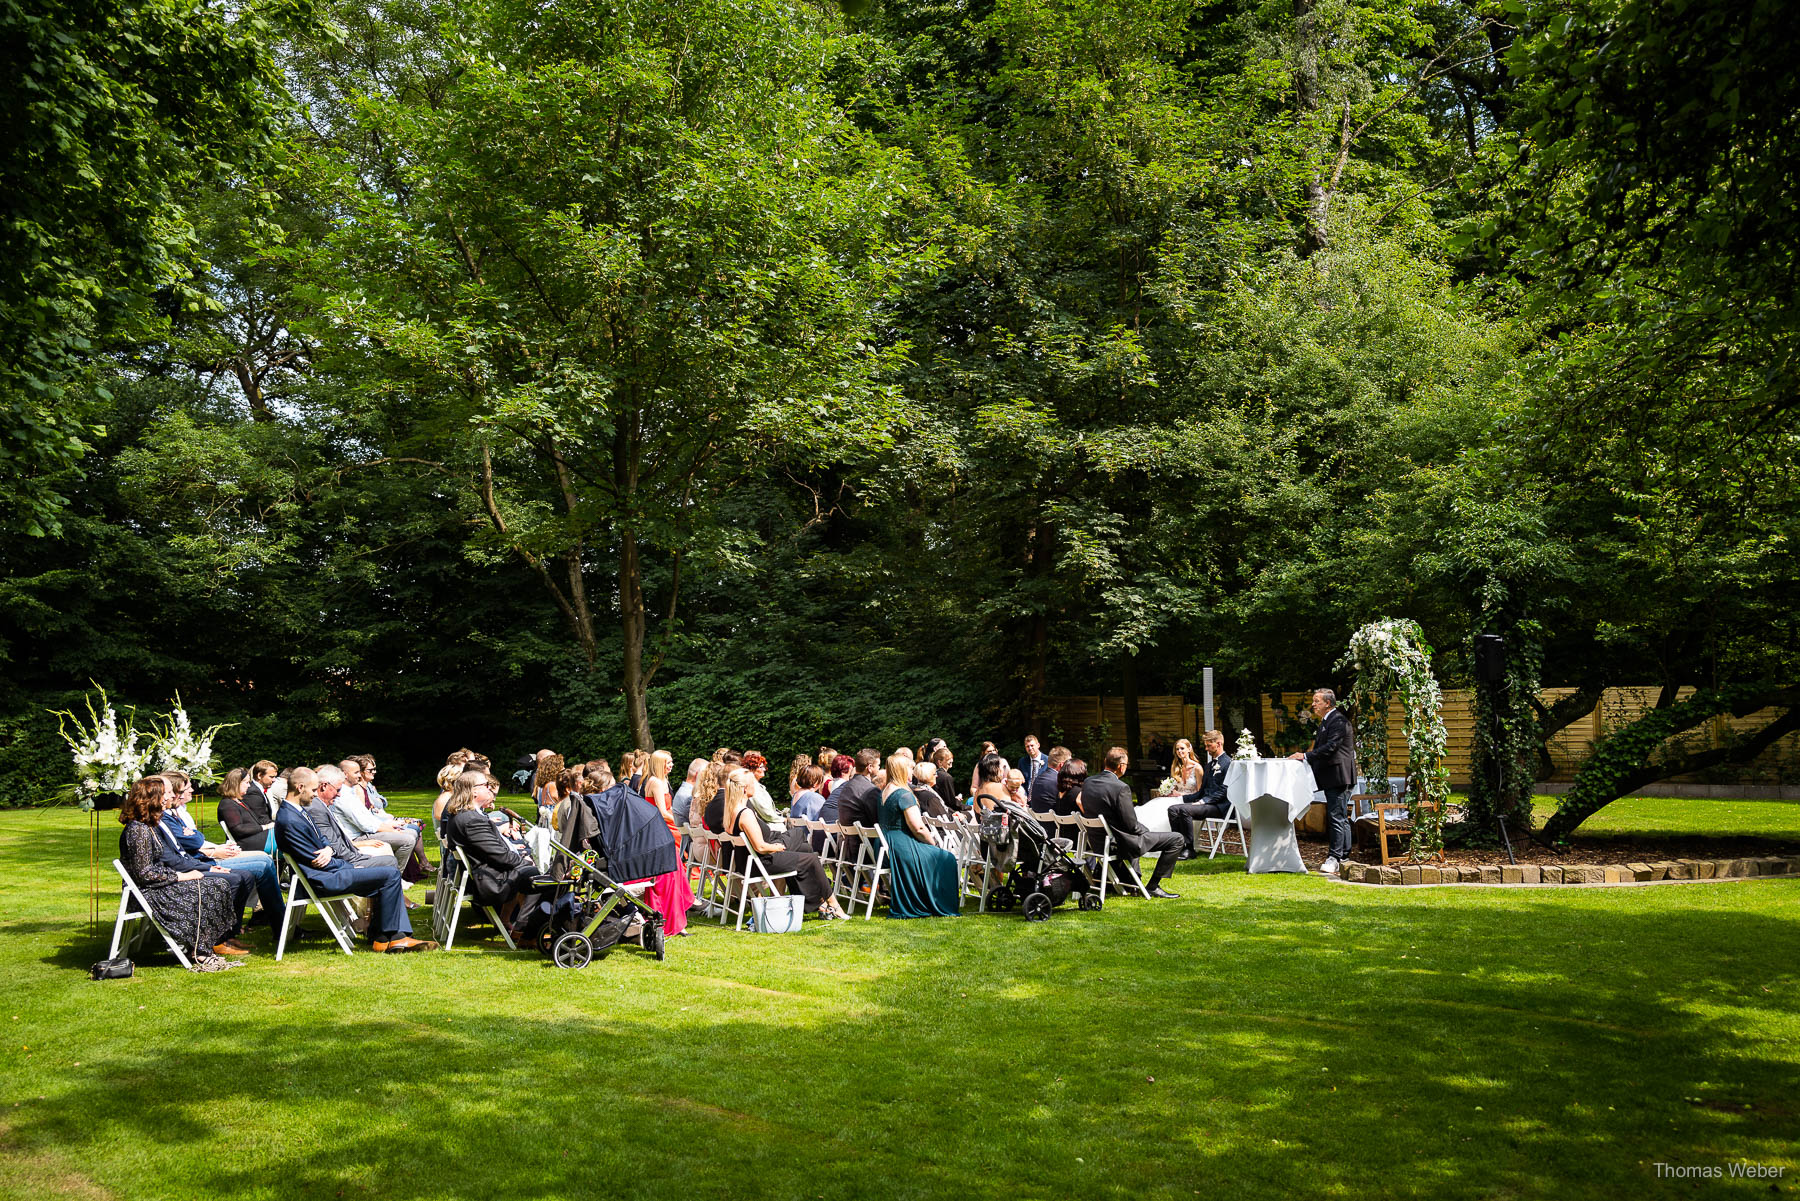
[{"x1": 1289, "y1": 688, "x2": 1356, "y2": 875}]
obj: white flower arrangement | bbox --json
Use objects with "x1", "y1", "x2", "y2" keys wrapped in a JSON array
[
  {"x1": 1154, "y1": 776, "x2": 1181, "y2": 797},
  {"x1": 50, "y1": 686, "x2": 151, "y2": 809},
  {"x1": 146, "y1": 693, "x2": 235, "y2": 786},
  {"x1": 1235, "y1": 728, "x2": 1260, "y2": 760},
  {"x1": 50, "y1": 687, "x2": 237, "y2": 808}
]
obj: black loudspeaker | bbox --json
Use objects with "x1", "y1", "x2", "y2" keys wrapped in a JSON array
[{"x1": 1473, "y1": 634, "x2": 1506, "y2": 685}]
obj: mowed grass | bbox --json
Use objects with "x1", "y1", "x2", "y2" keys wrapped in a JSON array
[
  {"x1": 0, "y1": 793, "x2": 1796, "y2": 1201},
  {"x1": 1531, "y1": 793, "x2": 1800, "y2": 842}
]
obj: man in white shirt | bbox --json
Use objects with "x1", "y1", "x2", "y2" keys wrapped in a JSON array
[
  {"x1": 671, "y1": 758, "x2": 705, "y2": 827},
  {"x1": 321, "y1": 762, "x2": 420, "y2": 873}
]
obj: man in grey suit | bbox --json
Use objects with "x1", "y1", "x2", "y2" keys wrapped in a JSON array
[
  {"x1": 1080, "y1": 747, "x2": 1186, "y2": 899},
  {"x1": 1290, "y1": 688, "x2": 1357, "y2": 875}
]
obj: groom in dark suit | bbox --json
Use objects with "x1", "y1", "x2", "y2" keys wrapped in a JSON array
[
  {"x1": 1290, "y1": 688, "x2": 1357, "y2": 875},
  {"x1": 1166, "y1": 729, "x2": 1233, "y2": 859}
]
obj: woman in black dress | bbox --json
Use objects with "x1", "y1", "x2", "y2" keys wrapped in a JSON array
[
  {"x1": 118, "y1": 776, "x2": 241, "y2": 971},
  {"x1": 720, "y1": 767, "x2": 850, "y2": 920}
]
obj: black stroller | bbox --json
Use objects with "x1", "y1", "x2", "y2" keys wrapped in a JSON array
[
  {"x1": 980, "y1": 796, "x2": 1099, "y2": 920},
  {"x1": 530, "y1": 783, "x2": 676, "y2": 968}
]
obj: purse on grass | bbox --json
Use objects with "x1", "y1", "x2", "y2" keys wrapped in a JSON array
[
  {"x1": 90, "y1": 957, "x2": 133, "y2": 980},
  {"x1": 750, "y1": 894, "x2": 804, "y2": 933}
]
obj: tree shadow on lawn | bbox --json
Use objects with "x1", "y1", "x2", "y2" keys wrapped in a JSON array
[{"x1": 5, "y1": 887, "x2": 1797, "y2": 1201}]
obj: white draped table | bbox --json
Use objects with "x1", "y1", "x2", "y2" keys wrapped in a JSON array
[{"x1": 1226, "y1": 758, "x2": 1315, "y2": 874}]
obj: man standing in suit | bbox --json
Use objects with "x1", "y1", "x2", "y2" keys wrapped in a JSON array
[
  {"x1": 1290, "y1": 687, "x2": 1356, "y2": 875},
  {"x1": 1018, "y1": 735, "x2": 1049, "y2": 790},
  {"x1": 1166, "y1": 729, "x2": 1233, "y2": 859},
  {"x1": 1080, "y1": 747, "x2": 1186, "y2": 898},
  {"x1": 274, "y1": 774, "x2": 434, "y2": 953}
]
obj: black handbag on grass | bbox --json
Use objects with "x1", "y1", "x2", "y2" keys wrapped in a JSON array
[{"x1": 89, "y1": 957, "x2": 133, "y2": 980}]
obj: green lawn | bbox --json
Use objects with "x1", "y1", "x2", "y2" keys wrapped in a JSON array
[
  {"x1": 1530, "y1": 793, "x2": 1800, "y2": 842},
  {"x1": 0, "y1": 795, "x2": 1795, "y2": 1200}
]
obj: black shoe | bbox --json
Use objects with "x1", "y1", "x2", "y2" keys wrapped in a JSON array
[
  {"x1": 1177, "y1": 849, "x2": 1197, "y2": 861},
  {"x1": 1147, "y1": 886, "x2": 1181, "y2": 899}
]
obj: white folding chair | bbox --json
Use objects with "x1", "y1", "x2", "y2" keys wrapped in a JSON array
[
  {"x1": 274, "y1": 853, "x2": 360, "y2": 960},
  {"x1": 109, "y1": 860, "x2": 197, "y2": 969},
  {"x1": 682, "y1": 824, "x2": 725, "y2": 920},
  {"x1": 846, "y1": 823, "x2": 891, "y2": 920},
  {"x1": 1073, "y1": 814, "x2": 1152, "y2": 899},
  {"x1": 824, "y1": 822, "x2": 860, "y2": 908},
  {"x1": 438, "y1": 846, "x2": 518, "y2": 951},
  {"x1": 1203, "y1": 809, "x2": 1247, "y2": 858},
  {"x1": 717, "y1": 833, "x2": 799, "y2": 931}
]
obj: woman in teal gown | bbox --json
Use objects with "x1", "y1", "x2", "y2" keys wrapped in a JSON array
[{"x1": 878, "y1": 753, "x2": 960, "y2": 918}]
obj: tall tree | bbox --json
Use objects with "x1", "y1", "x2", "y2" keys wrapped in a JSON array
[{"x1": 294, "y1": 0, "x2": 940, "y2": 748}]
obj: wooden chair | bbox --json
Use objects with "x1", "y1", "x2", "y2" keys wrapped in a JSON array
[{"x1": 1360, "y1": 794, "x2": 1445, "y2": 865}]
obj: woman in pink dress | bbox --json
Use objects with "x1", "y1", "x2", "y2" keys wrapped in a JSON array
[{"x1": 637, "y1": 749, "x2": 694, "y2": 937}]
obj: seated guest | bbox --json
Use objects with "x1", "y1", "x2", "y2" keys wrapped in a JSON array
[
  {"x1": 119, "y1": 776, "x2": 243, "y2": 970},
  {"x1": 275, "y1": 773, "x2": 433, "y2": 952},
  {"x1": 323, "y1": 762, "x2": 422, "y2": 873},
  {"x1": 672, "y1": 758, "x2": 707, "y2": 827},
  {"x1": 828, "y1": 748, "x2": 883, "y2": 861},
  {"x1": 790, "y1": 764, "x2": 827, "y2": 821},
  {"x1": 1081, "y1": 746, "x2": 1185, "y2": 899},
  {"x1": 1054, "y1": 758, "x2": 1088, "y2": 817},
  {"x1": 878, "y1": 754, "x2": 959, "y2": 918},
  {"x1": 721, "y1": 767, "x2": 849, "y2": 920},
  {"x1": 217, "y1": 766, "x2": 275, "y2": 853},
  {"x1": 931, "y1": 746, "x2": 964, "y2": 812},
  {"x1": 267, "y1": 767, "x2": 290, "y2": 805},
  {"x1": 292, "y1": 767, "x2": 393, "y2": 869},
  {"x1": 150, "y1": 794, "x2": 256, "y2": 949},
  {"x1": 355, "y1": 755, "x2": 390, "y2": 813},
  {"x1": 627, "y1": 752, "x2": 694, "y2": 938},
  {"x1": 431, "y1": 763, "x2": 461, "y2": 840},
  {"x1": 159, "y1": 771, "x2": 282, "y2": 928},
  {"x1": 821, "y1": 753, "x2": 854, "y2": 803},
  {"x1": 788, "y1": 754, "x2": 812, "y2": 801},
  {"x1": 533, "y1": 753, "x2": 565, "y2": 825},
  {"x1": 910, "y1": 761, "x2": 950, "y2": 819},
  {"x1": 1165, "y1": 729, "x2": 1234, "y2": 859},
  {"x1": 970, "y1": 754, "x2": 1009, "y2": 812},
  {"x1": 443, "y1": 769, "x2": 542, "y2": 937},
  {"x1": 741, "y1": 752, "x2": 788, "y2": 833},
  {"x1": 1006, "y1": 768, "x2": 1030, "y2": 810},
  {"x1": 1029, "y1": 746, "x2": 1071, "y2": 813}
]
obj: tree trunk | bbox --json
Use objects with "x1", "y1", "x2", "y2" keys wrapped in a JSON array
[
  {"x1": 1541, "y1": 688, "x2": 1799, "y2": 842},
  {"x1": 619, "y1": 525, "x2": 654, "y2": 752},
  {"x1": 1293, "y1": 0, "x2": 1329, "y2": 256}
]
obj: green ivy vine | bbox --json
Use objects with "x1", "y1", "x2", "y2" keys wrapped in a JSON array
[{"x1": 1339, "y1": 618, "x2": 1450, "y2": 859}]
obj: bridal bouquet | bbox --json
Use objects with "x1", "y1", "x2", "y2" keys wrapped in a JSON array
[
  {"x1": 1234, "y1": 728, "x2": 1260, "y2": 761},
  {"x1": 1154, "y1": 776, "x2": 1181, "y2": 797},
  {"x1": 50, "y1": 686, "x2": 151, "y2": 809}
]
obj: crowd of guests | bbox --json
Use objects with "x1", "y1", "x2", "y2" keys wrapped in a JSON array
[{"x1": 118, "y1": 720, "x2": 1287, "y2": 972}]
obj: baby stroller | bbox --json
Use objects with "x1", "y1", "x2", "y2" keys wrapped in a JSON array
[
  {"x1": 980, "y1": 796, "x2": 1099, "y2": 920},
  {"x1": 529, "y1": 783, "x2": 676, "y2": 968}
]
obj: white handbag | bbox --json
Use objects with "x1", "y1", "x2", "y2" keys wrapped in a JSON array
[{"x1": 750, "y1": 894, "x2": 805, "y2": 933}]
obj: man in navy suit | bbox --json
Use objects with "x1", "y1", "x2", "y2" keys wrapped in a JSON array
[
  {"x1": 1290, "y1": 688, "x2": 1357, "y2": 875},
  {"x1": 273, "y1": 768, "x2": 435, "y2": 952},
  {"x1": 1166, "y1": 729, "x2": 1233, "y2": 859}
]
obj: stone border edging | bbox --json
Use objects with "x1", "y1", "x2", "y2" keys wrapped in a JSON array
[{"x1": 1342, "y1": 856, "x2": 1799, "y2": 886}]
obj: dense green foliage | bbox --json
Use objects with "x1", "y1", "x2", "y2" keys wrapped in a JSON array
[{"x1": 2, "y1": 0, "x2": 1795, "y2": 831}]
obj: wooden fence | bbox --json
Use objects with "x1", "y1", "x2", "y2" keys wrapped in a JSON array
[{"x1": 1037, "y1": 689, "x2": 1800, "y2": 788}]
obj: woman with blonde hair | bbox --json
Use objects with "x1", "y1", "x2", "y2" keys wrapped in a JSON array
[
  {"x1": 716, "y1": 767, "x2": 847, "y2": 920},
  {"x1": 878, "y1": 753, "x2": 959, "y2": 918},
  {"x1": 1170, "y1": 738, "x2": 1202, "y2": 793},
  {"x1": 432, "y1": 762, "x2": 462, "y2": 840},
  {"x1": 633, "y1": 749, "x2": 694, "y2": 936},
  {"x1": 787, "y1": 753, "x2": 812, "y2": 800}
]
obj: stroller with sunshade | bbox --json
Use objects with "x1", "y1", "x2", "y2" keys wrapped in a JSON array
[
  {"x1": 979, "y1": 796, "x2": 1099, "y2": 920},
  {"x1": 530, "y1": 782, "x2": 677, "y2": 968}
]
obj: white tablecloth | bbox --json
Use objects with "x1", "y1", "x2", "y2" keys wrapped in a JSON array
[{"x1": 1226, "y1": 758, "x2": 1314, "y2": 874}]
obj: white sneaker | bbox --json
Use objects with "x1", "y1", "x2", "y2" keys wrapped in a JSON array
[{"x1": 1321, "y1": 856, "x2": 1342, "y2": 876}]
